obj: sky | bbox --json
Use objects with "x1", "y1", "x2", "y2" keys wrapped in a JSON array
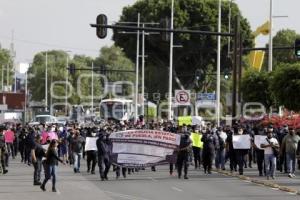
[{"x1": 0, "y1": 0, "x2": 299, "y2": 64}]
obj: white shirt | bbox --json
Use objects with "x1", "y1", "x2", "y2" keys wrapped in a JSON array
[{"x1": 261, "y1": 137, "x2": 278, "y2": 155}]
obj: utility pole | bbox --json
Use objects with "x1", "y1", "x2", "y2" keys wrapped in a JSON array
[
  {"x1": 141, "y1": 24, "x2": 146, "y2": 116},
  {"x1": 134, "y1": 13, "x2": 140, "y2": 123},
  {"x1": 216, "y1": 0, "x2": 221, "y2": 127},
  {"x1": 65, "y1": 54, "x2": 69, "y2": 116},
  {"x1": 1, "y1": 65, "x2": 3, "y2": 92},
  {"x1": 268, "y1": 0, "x2": 273, "y2": 72},
  {"x1": 91, "y1": 61, "x2": 94, "y2": 116},
  {"x1": 168, "y1": 0, "x2": 174, "y2": 121},
  {"x1": 45, "y1": 52, "x2": 48, "y2": 112},
  {"x1": 232, "y1": 16, "x2": 240, "y2": 122}
]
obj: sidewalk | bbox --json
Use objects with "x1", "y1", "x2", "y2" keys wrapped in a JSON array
[
  {"x1": 218, "y1": 164, "x2": 300, "y2": 194},
  {"x1": 0, "y1": 158, "x2": 112, "y2": 200}
]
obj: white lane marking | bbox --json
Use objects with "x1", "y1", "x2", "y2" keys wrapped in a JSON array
[
  {"x1": 271, "y1": 188, "x2": 279, "y2": 191},
  {"x1": 171, "y1": 187, "x2": 183, "y2": 192},
  {"x1": 104, "y1": 190, "x2": 151, "y2": 200},
  {"x1": 147, "y1": 177, "x2": 158, "y2": 182},
  {"x1": 287, "y1": 192, "x2": 297, "y2": 195}
]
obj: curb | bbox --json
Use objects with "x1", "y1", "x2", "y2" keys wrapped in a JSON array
[{"x1": 216, "y1": 170, "x2": 299, "y2": 195}]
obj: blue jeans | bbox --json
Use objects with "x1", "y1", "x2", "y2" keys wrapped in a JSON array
[
  {"x1": 42, "y1": 164, "x2": 57, "y2": 188},
  {"x1": 73, "y1": 152, "x2": 82, "y2": 171},
  {"x1": 264, "y1": 154, "x2": 276, "y2": 177},
  {"x1": 215, "y1": 149, "x2": 225, "y2": 169},
  {"x1": 286, "y1": 152, "x2": 296, "y2": 174}
]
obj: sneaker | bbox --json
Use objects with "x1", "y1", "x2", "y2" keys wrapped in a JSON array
[
  {"x1": 52, "y1": 188, "x2": 57, "y2": 192},
  {"x1": 271, "y1": 176, "x2": 275, "y2": 180},
  {"x1": 288, "y1": 173, "x2": 293, "y2": 178},
  {"x1": 34, "y1": 182, "x2": 42, "y2": 186},
  {"x1": 184, "y1": 176, "x2": 189, "y2": 179},
  {"x1": 267, "y1": 176, "x2": 270, "y2": 180},
  {"x1": 3, "y1": 170, "x2": 8, "y2": 174},
  {"x1": 91, "y1": 171, "x2": 95, "y2": 174},
  {"x1": 292, "y1": 174, "x2": 296, "y2": 178}
]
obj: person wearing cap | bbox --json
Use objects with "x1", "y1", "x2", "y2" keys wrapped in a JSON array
[
  {"x1": 281, "y1": 127, "x2": 300, "y2": 178},
  {"x1": 176, "y1": 126, "x2": 192, "y2": 179},
  {"x1": 260, "y1": 126, "x2": 279, "y2": 179},
  {"x1": 96, "y1": 130, "x2": 111, "y2": 181}
]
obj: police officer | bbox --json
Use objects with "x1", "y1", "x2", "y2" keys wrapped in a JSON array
[{"x1": 176, "y1": 125, "x2": 192, "y2": 179}]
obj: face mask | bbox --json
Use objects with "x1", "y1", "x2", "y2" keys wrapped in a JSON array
[
  {"x1": 195, "y1": 130, "x2": 199, "y2": 133},
  {"x1": 238, "y1": 131, "x2": 243, "y2": 135},
  {"x1": 202, "y1": 130, "x2": 207, "y2": 134},
  {"x1": 59, "y1": 127, "x2": 63, "y2": 132},
  {"x1": 91, "y1": 132, "x2": 96, "y2": 137},
  {"x1": 51, "y1": 128, "x2": 55, "y2": 132}
]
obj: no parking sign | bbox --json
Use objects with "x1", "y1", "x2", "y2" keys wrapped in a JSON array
[{"x1": 175, "y1": 90, "x2": 191, "y2": 105}]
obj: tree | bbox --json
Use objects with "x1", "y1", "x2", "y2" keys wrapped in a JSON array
[
  {"x1": 261, "y1": 29, "x2": 300, "y2": 71},
  {"x1": 94, "y1": 45, "x2": 135, "y2": 97},
  {"x1": 113, "y1": 0, "x2": 253, "y2": 100},
  {"x1": 241, "y1": 69, "x2": 273, "y2": 109},
  {"x1": 0, "y1": 48, "x2": 14, "y2": 89},
  {"x1": 28, "y1": 46, "x2": 134, "y2": 108},
  {"x1": 273, "y1": 29, "x2": 300, "y2": 64},
  {"x1": 270, "y1": 63, "x2": 300, "y2": 111}
]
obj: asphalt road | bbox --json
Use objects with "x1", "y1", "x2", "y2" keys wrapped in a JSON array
[{"x1": 1, "y1": 158, "x2": 300, "y2": 200}]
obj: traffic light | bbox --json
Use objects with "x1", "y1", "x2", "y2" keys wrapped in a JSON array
[
  {"x1": 295, "y1": 39, "x2": 300, "y2": 58},
  {"x1": 160, "y1": 17, "x2": 170, "y2": 41},
  {"x1": 96, "y1": 14, "x2": 107, "y2": 39},
  {"x1": 224, "y1": 71, "x2": 230, "y2": 80},
  {"x1": 69, "y1": 63, "x2": 76, "y2": 75}
]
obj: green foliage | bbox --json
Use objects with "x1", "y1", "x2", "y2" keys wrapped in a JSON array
[
  {"x1": 113, "y1": 0, "x2": 253, "y2": 100},
  {"x1": 270, "y1": 63, "x2": 300, "y2": 111},
  {"x1": 28, "y1": 46, "x2": 134, "y2": 106},
  {"x1": 241, "y1": 69, "x2": 273, "y2": 108},
  {"x1": 94, "y1": 45, "x2": 135, "y2": 97},
  {"x1": 0, "y1": 48, "x2": 14, "y2": 87},
  {"x1": 273, "y1": 29, "x2": 300, "y2": 65}
]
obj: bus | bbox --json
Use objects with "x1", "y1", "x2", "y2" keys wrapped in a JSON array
[{"x1": 100, "y1": 99, "x2": 134, "y2": 121}]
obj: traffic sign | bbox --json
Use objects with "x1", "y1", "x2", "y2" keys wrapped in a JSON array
[
  {"x1": 196, "y1": 93, "x2": 216, "y2": 101},
  {"x1": 175, "y1": 90, "x2": 191, "y2": 105}
]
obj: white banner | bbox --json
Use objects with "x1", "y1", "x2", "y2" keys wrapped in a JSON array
[
  {"x1": 254, "y1": 135, "x2": 267, "y2": 150},
  {"x1": 233, "y1": 135, "x2": 251, "y2": 149},
  {"x1": 85, "y1": 137, "x2": 98, "y2": 151},
  {"x1": 109, "y1": 130, "x2": 181, "y2": 167}
]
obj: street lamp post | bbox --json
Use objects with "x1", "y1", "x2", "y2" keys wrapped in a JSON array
[
  {"x1": 45, "y1": 52, "x2": 48, "y2": 111},
  {"x1": 268, "y1": 0, "x2": 273, "y2": 72},
  {"x1": 168, "y1": 0, "x2": 174, "y2": 121},
  {"x1": 216, "y1": 0, "x2": 222, "y2": 127},
  {"x1": 135, "y1": 13, "x2": 141, "y2": 123}
]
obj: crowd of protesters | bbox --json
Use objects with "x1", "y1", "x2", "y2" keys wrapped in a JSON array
[{"x1": 0, "y1": 117, "x2": 300, "y2": 192}]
